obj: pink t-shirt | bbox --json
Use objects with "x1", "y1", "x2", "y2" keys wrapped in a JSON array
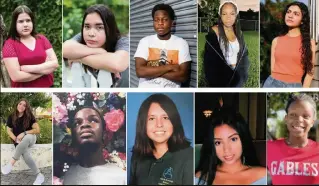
[
  {"x1": 2, "y1": 34, "x2": 54, "y2": 87},
  {"x1": 267, "y1": 139, "x2": 319, "y2": 185}
]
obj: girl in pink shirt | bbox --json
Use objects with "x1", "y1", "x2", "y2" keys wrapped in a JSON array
[
  {"x1": 2, "y1": 5, "x2": 59, "y2": 87},
  {"x1": 267, "y1": 94, "x2": 319, "y2": 185}
]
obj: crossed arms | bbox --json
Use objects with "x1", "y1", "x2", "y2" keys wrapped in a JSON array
[
  {"x1": 63, "y1": 39, "x2": 129, "y2": 73},
  {"x1": 4, "y1": 48, "x2": 59, "y2": 82},
  {"x1": 135, "y1": 57, "x2": 190, "y2": 83}
]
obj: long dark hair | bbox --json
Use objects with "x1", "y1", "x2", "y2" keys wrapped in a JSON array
[
  {"x1": 195, "y1": 107, "x2": 260, "y2": 185},
  {"x1": 80, "y1": 4, "x2": 121, "y2": 80},
  {"x1": 11, "y1": 98, "x2": 35, "y2": 130},
  {"x1": 8, "y1": 5, "x2": 37, "y2": 40},
  {"x1": 132, "y1": 94, "x2": 191, "y2": 158},
  {"x1": 217, "y1": 2, "x2": 245, "y2": 58},
  {"x1": 280, "y1": 1, "x2": 313, "y2": 76}
]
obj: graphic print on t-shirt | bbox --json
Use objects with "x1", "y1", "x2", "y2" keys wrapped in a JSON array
[{"x1": 147, "y1": 48, "x2": 179, "y2": 66}]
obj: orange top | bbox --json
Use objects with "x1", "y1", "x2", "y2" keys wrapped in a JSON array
[{"x1": 272, "y1": 35, "x2": 304, "y2": 83}]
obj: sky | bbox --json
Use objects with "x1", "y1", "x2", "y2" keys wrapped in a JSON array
[
  {"x1": 260, "y1": 0, "x2": 309, "y2": 5},
  {"x1": 220, "y1": 0, "x2": 260, "y2": 11}
]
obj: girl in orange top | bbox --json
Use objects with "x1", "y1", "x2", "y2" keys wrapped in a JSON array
[{"x1": 263, "y1": 1, "x2": 316, "y2": 88}]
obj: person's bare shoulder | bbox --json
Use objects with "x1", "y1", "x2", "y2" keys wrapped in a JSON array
[
  {"x1": 250, "y1": 166, "x2": 267, "y2": 179},
  {"x1": 211, "y1": 25, "x2": 219, "y2": 36}
]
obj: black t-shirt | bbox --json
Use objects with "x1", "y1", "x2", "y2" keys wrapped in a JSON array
[
  {"x1": 130, "y1": 146, "x2": 194, "y2": 185},
  {"x1": 6, "y1": 114, "x2": 35, "y2": 144}
]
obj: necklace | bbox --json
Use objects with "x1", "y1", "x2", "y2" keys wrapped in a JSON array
[{"x1": 285, "y1": 138, "x2": 308, "y2": 148}]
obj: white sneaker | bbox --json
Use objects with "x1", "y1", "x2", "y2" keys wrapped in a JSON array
[
  {"x1": 33, "y1": 173, "x2": 45, "y2": 185},
  {"x1": 1, "y1": 164, "x2": 12, "y2": 175}
]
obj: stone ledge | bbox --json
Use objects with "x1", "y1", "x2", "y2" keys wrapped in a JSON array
[{"x1": 1, "y1": 144, "x2": 52, "y2": 171}]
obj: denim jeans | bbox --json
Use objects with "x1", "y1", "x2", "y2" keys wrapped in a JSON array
[{"x1": 262, "y1": 76, "x2": 302, "y2": 88}]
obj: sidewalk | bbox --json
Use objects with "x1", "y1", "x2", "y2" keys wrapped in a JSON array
[{"x1": 1, "y1": 167, "x2": 52, "y2": 185}]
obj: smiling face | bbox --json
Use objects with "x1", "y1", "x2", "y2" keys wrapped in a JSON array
[
  {"x1": 220, "y1": 3, "x2": 237, "y2": 28},
  {"x1": 214, "y1": 124, "x2": 242, "y2": 165},
  {"x1": 285, "y1": 100, "x2": 315, "y2": 138},
  {"x1": 72, "y1": 108, "x2": 104, "y2": 146},
  {"x1": 153, "y1": 10, "x2": 173, "y2": 37},
  {"x1": 83, "y1": 12, "x2": 106, "y2": 48},
  {"x1": 146, "y1": 103, "x2": 173, "y2": 146},
  {"x1": 16, "y1": 12, "x2": 33, "y2": 37},
  {"x1": 17, "y1": 100, "x2": 27, "y2": 114},
  {"x1": 285, "y1": 5, "x2": 302, "y2": 28}
]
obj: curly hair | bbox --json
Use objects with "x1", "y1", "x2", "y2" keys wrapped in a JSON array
[{"x1": 280, "y1": 2, "x2": 313, "y2": 76}]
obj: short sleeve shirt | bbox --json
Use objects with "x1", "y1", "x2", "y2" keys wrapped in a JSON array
[
  {"x1": 6, "y1": 114, "x2": 36, "y2": 145},
  {"x1": 134, "y1": 34, "x2": 191, "y2": 88},
  {"x1": 267, "y1": 139, "x2": 319, "y2": 185},
  {"x1": 2, "y1": 34, "x2": 54, "y2": 87}
]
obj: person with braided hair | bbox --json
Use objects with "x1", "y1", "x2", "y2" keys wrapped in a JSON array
[{"x1": 263, "y1": 1, "x2": 316, "y2": 88}]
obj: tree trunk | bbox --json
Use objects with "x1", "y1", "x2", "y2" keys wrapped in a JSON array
[{"x1": 0, "y1": 14, "x2": 11, "y2": 87}]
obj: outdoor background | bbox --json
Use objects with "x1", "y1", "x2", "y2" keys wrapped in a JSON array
[
  {"x1": 267, "y1": 92, "x2": 319, "y2": 142},
  {"x1": 0, "y1": 93, "x2": 52, "y2": 144},
  {"x1": 260, "y1": 0, "x2": 318, "y2": 86},
  {"x1": 62, "y1": 0, "x2": 129, "y2": 88},
  {"x1": 63, "y1": 0, "x2": 129, "y2": 41},
  {"x1": 198, "y1": 0, "x2": 260, "y2": 88},
  {"x1": 0, "y1": 0, "x2": 62, "y2": 87}
]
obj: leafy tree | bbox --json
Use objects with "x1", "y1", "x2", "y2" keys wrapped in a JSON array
[
  {"x1": 198, "y1": 0, "x2": 220, "y2": 32},
  {"x1": 0, "y1": 0, "x2": 62, "y2": 87},
  {"x1": 63, "y1": 0, "x2": 129, "y2": 41},
  {"x1": 267, "y1": 92, "x2": 319, "y2": 140},
  {"x1": 260, "y1": 0, "x2": 294, "y2": 85}
]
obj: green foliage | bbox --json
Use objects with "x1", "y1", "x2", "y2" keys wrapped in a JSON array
[
  {"x1": 0, "y1": 0, "x2": 62, "y2": 87},
  {"x1": 198, "y1": 0, "x2": 220, "y2": 30},
  {"x1": 267, "y1": 92, "x2": 319, "y2": 119},
  {"x1": 260, "y1": 0, "x2": 294, "y2": 85},
  {"x1": 267, "y1": 92, "x2": 319, "y2": 139},
  {"x1": 0, "y1": 93, "x2": 52, "y2": 121},
  {"x1": 198, "y1": 32, "x2": 259, "y2": 87},
  {"x1": 1, "y1": 118, "x2": 52, "y2": 144},
  {"x1": 63, "y1": 0, "x2": 129, "y2": 41}
]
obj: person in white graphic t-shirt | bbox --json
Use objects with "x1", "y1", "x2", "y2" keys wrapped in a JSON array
[{"x1": 134, "y1": 3, "x2": 191, "y2": 88}]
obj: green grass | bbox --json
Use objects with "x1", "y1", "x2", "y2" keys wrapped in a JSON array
[
  {"x1": 0, "y1": 119, "x2": 52, "y2": 144},
  {"x1": 198, "y1": 31, "x2": 260, "y2": 87}
]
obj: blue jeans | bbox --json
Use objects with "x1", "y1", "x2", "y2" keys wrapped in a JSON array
[{"x1": 262, "y1": 76, "x2": 302, "y2": 88}]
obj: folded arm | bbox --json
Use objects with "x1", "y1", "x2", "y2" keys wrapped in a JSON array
[
  {"x1": 161, "y1": 62, "x2": 191, "y2": 82},
  {"x1": 20, "y1": 48, "x2": 59, "y2": 75},
  {"x1": 3, "y1": 57, "x2": 42, "y2": 82},
  {"x1": 79, "y1": 50, "x2": 129, "y2": 73},
  {"x1": 135, "y1": 57, "x2": 179, "y2": 78},
  {"x1": 63, "y1": 39, "x2": 106, "y2": 59}
]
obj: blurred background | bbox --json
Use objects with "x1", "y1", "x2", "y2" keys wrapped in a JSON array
[
  {"x1": 0, "y1": 93, "x2": 52, "y2": 144},
  {"x1": 260, "y1": 0, "x2": 319, "y2": 87},
  {"x1": 267, "y1": 92, "x2": 319, "y2": 142},
  {"x1": 198, "y1": 0, "x2": 260, "y2": 88},
  {"x1": 0, "y1": 0, "x2": 62, "y2": 87},
  {"x1": 195, "y1": 93, "x2": 267, "y2": 168},
  {"x1": 63, "y1": 0, "x2": 129, "y2": 41}
]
